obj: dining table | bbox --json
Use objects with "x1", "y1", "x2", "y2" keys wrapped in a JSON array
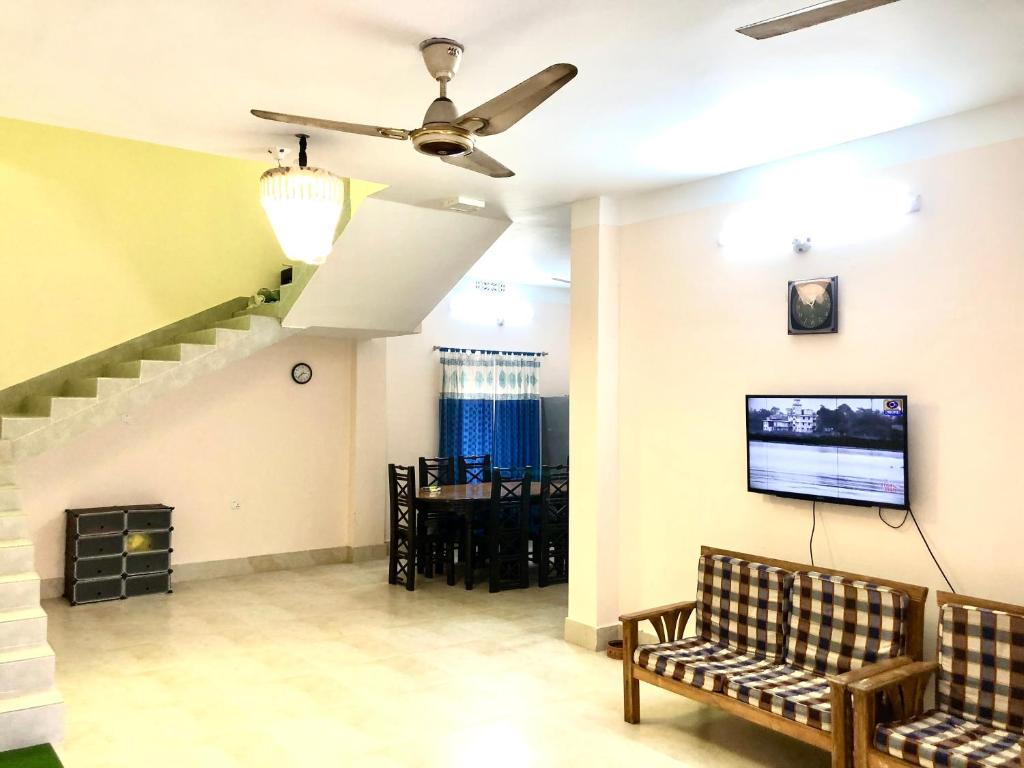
[{"x1": 415, "y1": 481, "x2": 542, "y2": 590}]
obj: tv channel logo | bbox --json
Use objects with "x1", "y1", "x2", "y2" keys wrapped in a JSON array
[{"x1": 883, "y1": 398, "x2": 904, "y2": 416}]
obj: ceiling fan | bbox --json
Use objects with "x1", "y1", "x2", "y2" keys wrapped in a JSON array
[
  {"x1": 736, "y1": 0, "x2": 900, "y2": 39},
  {"x1": 252, "y1": 38, "x2": 577, "y2": 179}
]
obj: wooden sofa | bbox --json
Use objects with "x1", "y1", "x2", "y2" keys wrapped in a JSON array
[
  {"x1": 850, "y1": 591, "x2": 1024, "y2": 768},
  {"x1": 621, "y1": 546, "x2": 928, "y2": 768}
]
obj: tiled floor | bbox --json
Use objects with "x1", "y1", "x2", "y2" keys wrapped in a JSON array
[{"x1": 44, "y1": 561, "x2": 828, "y2": 767}]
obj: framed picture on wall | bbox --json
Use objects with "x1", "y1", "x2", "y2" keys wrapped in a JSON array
[{"x1": 788, "y1": 276, "x2": 838, "y2": 335}]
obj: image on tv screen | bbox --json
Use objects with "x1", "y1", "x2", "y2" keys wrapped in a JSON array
[{"x1": 746, "y1": 396, "x2": 908, "y2": 507}]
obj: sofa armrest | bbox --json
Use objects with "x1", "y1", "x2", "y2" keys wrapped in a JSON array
[
  {"x1": 619, "y1": 600, "x2": 696, "y2": 644},
  {"x1": 850, "y1": 662, "x2": 938, "y2": 768},
  {"x1": 849, "y1": 661, "x2": 937, "y2": 699},
  {"x1": 827, "y1": 656, "x2": 915, "y2": 689},
  {"x1": 825, "y1": 657, "x2": 914, "y2": 768}
]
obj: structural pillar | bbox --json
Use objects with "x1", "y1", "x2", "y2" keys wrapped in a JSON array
[{"x1": 565, "y1": 197, "x2": 621, "y2": 650}]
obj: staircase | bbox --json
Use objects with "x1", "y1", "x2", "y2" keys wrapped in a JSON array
[
  {"x1": 0, "y1": 305, "x2": 292, "y2": 463},
  {"x1": 0, "y1": 449, "x2": 62, "y2": 751},
  {"x1": 0, "y1": 291, "x2": 296, "y2": 750}
]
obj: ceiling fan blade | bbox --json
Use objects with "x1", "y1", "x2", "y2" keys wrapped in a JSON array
[
  {"x1": 455, "y1": 63, "x2": 577, "y2": 137},
  {"x1": 250, "y1": 109, "x2": 409, "y2": 140},
  {"x1": 441, "y1": 149, "x2": 515, "y2": 178},
  {"x1": 736, "y1": 0, "x2": 901, "y2": 39}
]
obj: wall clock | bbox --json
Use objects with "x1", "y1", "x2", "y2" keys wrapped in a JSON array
[
  {"x1": 788, "y1": 276, "x2": 838, "y2": 335},
  {"x1": 291, "y1": 362, "x2": 313, "y2": 384}
]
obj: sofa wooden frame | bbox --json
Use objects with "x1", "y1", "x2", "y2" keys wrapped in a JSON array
[
  {"x1": 849, "y1": 591, "x2": 1024, "y2": 768},
  {"x1": 620, "y1": 546, "x2": 929, "y2": 768}
]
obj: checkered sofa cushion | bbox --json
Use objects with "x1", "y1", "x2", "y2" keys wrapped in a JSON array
[
  {"x1": 695, "y1": 554, "x2": 792, "y2": 662},
  {"x1": 725, "y1": 664, "x2": 833, "y2": 732},
  {"x1": 875, "y1": 710, "x2": 1022, "y2": 768},
  {"x1": 938, "y1": 604, "x2": 1024, "y2": 734},
  {"x1": 785, "y1": 571, "x2": 909, "y2": 676},
  {"x1": 634, "y1": 637, "x2": 775, "y2": 693}
]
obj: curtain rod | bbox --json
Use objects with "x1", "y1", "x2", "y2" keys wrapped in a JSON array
[{"x1": 433, "y1": 345, "x2": 547, "y2": 357}]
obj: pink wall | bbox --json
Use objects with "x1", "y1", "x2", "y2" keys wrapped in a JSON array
[{"x1": 18, "y1": 334, "x2": 355, "y2": 581}]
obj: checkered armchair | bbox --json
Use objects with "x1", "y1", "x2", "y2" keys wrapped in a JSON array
[
  {"x1": 851, "y1": 592, "x2": 1024, "y2": 768},
  {"x1": 620, "y1": 547, "x2": 927, "y2": 768}
]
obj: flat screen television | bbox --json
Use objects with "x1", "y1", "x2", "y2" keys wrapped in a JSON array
[{"x1": 746, "y1": 395, "x2": 909, "y2": 509}]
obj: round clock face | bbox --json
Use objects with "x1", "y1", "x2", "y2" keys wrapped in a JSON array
[{"x1": 291, "y1": 362, "x2": 313, "y2": 385}]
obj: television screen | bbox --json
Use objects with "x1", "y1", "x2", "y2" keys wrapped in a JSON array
[{"x1": 746, "y1": 396, "x2": 908, "y2": 509}]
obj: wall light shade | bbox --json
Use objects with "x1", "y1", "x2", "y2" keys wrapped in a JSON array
[{"x1": 259, "y1": 165, "x2": 345, "y2": 265}]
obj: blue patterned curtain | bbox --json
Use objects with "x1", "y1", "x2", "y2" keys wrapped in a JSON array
[
  {"x1": 439, "y1": 351, "x2": 495, "y2": 460},
  {"x1": 493, "y1": 354, "x2": 541, "y2": 469},
  {"x1": 438, "y1": 351, "x2": 542, "y2": 470}
]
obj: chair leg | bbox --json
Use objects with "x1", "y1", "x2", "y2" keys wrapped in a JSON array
[
  {"x1": 464, "y1": 517, "x2": 474, "y2": 591},
  {"x1": 446, "y1": 536, "x2": 457, "y2": 586},
  {"x1": 538, "y1": 533, "x2": 549, "y2": 588}
]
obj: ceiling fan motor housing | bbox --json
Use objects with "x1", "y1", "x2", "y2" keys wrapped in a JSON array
[
  {"x1": 419, "y1": 37, "x2": 464, "y2": 82},
  {"x1": 410, "y1": 125, "x2": 474, "y2": 157}
]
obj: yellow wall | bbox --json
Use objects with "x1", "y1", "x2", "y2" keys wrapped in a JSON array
[{"x1": 0, "y1": 116, "x2": 381, "y2": 390}]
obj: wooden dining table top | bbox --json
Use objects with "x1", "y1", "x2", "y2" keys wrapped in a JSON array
[{"x1": 415, "y1": 481, "x2": 543, "y2": 503}]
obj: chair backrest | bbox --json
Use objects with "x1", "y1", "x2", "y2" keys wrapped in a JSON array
[
  {"x1": 387, "y1": 464, "x2": 416, "y2": 587},
  {"x1": 936, "y1": 592, "x2": 1024, "y2": 734},
  {"x1": 699, "y1": 546, "x2": 930, "y2": 663},
  {"x1": 785, "y1": 571, "x2": 910, "y2": 676},
  {"x1": 419, "y1": 456, "x2": 455, "y2": 487},
  {"x1": 540, "y1": 465, "x2": 569, "y2": 527},
  {"x1": 695, "y1": 553, "x2": 792, "y2": 661},
  {"x1": 489, "y1": 467, "x2": 533, "y2": 591},
  {"x1": 458, "y1": 454, "x2": 491, "y2": 484}
]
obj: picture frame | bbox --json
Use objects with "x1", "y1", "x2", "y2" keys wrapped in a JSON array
[{"x1": 788, "y1": 276, "x2": 838, "y2": 334}]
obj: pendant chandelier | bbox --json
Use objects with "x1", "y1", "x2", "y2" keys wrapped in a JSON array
[{"x1": 259, "y1": 134, "x2": 344, "y2": 266}]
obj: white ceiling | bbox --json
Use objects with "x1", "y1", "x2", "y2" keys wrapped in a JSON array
[{"x1": 2, "y1": 0, "x2": 1022, "y2": 278}]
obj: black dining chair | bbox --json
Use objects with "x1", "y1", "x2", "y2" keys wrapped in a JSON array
[
  {"x1": 536, "y1": 465, "x2": 569, "y2": 587},
  {"x1": 458, "y1": 454, "x2": 491, "y2": 485},
  {"x1": 387, "y1": 464, "x2": 417, "y2": 591},
  {"x1": 417, "y1": 456, "x2": 458, "y2": 580},
  {"x1": 487, "y1": 467, "x2": 532, "y2": 593},
  {"x1": 418, "y1": 456, "x2": 455, "y2": 487}
]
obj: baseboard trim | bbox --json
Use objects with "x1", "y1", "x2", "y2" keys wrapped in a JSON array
[
  {"x1": 39, "y1": 543, "x2": 388, "y2": 599},
  {"x1": 564, "y1": 617, "x2": 622, "y2": 651}
]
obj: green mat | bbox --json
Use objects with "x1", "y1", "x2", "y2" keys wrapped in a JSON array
[{"x1": 0, "y1": 744, "x2": 62, "y2": 768}]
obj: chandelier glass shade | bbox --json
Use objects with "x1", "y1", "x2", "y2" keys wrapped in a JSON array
[{"x1": 259, "y1": 165, "x2": 344, "y2": 265}]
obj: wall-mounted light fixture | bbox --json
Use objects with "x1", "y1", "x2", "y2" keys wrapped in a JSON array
[
  {"x1": 718, "y1": 178, "x2": 921, "y2": 254},
  {"x1": 259, "y1": 134, "x2": 344, "y2": 265}
]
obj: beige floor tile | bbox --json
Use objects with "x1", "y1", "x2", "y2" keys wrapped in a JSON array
[{"x1": 45, "y1": 561, "x2": 829, "y2": 767}]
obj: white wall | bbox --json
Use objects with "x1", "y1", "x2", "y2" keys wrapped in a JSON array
[
  {"x1": 385, "y1": 278, "x2": 570, "y2": 467},
  {"x1": 567, "y1": 97, "x2": 1024, "y2": 648},
  {"x1": 18, "y1": 335, "x2": 355, "y2": 581}
]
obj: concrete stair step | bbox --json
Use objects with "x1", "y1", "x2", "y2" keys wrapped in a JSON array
[
  {"x1": 0, "y1": 512, "x2": 28, "y2": 541},
  {"x1": 0, "y1": 416, "x2": 50, "y2": 441},
  {"x1": 234, "y1": 303, "x2": 280, "y2": 318},
  {"x1": 0, "y1": 573, "x2": 40, "y2": 612},
  {"x1": 179, "y1": 327, "x2": 247, "y2": 348},
  {"x1": 0, "y1": 541, "x2": 33, "y2": 577},
  {"x1": 63, "y1": 376, "x2": 136, "y2": 399},
  {"x1": 213, "y1": 316, "x2": 253, "y2": 331},
  {"x1": 142, "y1": 342, "x2": 213, "y2": 363},
  {"x1": 104, "y1": 359, "x2": 179, "y2": 381},
  {"x1": 0, "y1": 687, "x2": 63, "y2": 751},
  {"x1": 24, "y1": 395, "x2": 96, "y2": 422},
  {"x1": 0, "y1": 643, "x2": 55, "y2": 695},
  {"x1": 0, "y1": 607, "x2": 47, "y2": 652},
  {"x1": 0, "y1": 485, "x2": 19, "y2": 511}
]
